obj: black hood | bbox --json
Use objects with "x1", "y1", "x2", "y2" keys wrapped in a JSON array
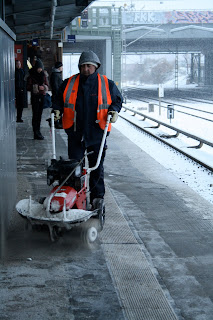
[{"x1": 34, "y1": 59, "x2": 44, "y2": 70}]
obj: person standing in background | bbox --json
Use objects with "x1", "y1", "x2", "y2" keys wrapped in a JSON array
[
  {"x1": 27, "y1": 59, "x2": 49, "y2": 140},
  {"x1": 15, "y1": 60, "x2": 25, "y2": 123},
  {"x1": 50, "y1": 61, "x2": 63, "y2": 108}
]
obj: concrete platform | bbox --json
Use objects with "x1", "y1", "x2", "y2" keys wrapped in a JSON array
[{"x1": 1, "y1": 106, "x2": 213, "y2": 320}]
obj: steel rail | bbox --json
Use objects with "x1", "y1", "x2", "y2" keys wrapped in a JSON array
[
  {"x1": 133, "y1": 97, "x2": 213, "y2": 122},
  {"x1": 173, "y1": 96, "x2": 213, "y2": 105},
  {"x1": 152, "y1": 99, "x2": 213, "y2": 118},
  {"x1": 120, "y1": 109, "x2": 213, "y2": 172},
  {"x1": 123, "y1": 86, "x2": 213, "y2": 103},
  {"x1": 160, "y1": 105, "x2": 213, "y2": 123},
  {"x1": 125, "y1": 88, "x2": 213, "y2": 117},
  {"x1": 123, "y1": 106, "x2": 213, "y2": 148}
]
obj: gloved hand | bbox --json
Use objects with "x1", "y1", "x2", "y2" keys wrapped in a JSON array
[
  {"x1": 108, "y1": 110, "x2": 118, "y2": 123},
  {"x1": 53, "y1": 110, "x2": 61, "y2": 121}
]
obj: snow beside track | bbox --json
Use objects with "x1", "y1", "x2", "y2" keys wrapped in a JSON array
[{"x1": 113, "y1": 103, "x2": 213, "y2": 205}]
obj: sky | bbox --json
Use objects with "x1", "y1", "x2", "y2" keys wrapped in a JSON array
[{"x1": 90, "y1": 0, "x2": 213, "y2": 11}]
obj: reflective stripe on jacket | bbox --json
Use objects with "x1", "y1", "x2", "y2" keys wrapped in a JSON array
[{"x1": 62, "y1": 73, "x2": 112, "y2": 131}]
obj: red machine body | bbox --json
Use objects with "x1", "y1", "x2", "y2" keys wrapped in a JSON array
[{"x1": 49, "y1": 184, "x2": 87, "y2": 213}]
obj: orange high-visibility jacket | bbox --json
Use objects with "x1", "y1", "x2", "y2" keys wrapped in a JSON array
[{"x1": 62, "y1": 73, "x2": 112, "y2": 131}]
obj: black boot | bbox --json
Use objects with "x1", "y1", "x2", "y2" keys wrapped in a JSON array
[{"x1": 34, "y1": 131, "x2": 44, "y2": 140}]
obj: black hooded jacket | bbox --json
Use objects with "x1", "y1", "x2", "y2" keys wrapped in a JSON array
[
  {"x1": 50, "y1": 68, "x2": 63, "y2": 103},
  {"x1": 27, "y1": 60, "x2": 49, "y2": 96},
  {"x1": 15, "y1": 67, "x2": 25, "y2": 91},
  {"x1": 54, "y1": 71, "x2": 123, "y2": 147}
]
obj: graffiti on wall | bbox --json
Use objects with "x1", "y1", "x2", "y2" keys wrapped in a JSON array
[
  {"x1": 167, "y1": 11, "x2": 213, "y2": 24},
  {"x1": 122, "y1": 11, "x2": 213, "y2": 25}
]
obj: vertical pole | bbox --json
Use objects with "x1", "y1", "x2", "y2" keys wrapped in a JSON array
[
  {"x1": 122, "y1": 32, "x2": 127, "y2": 88},
  {"x1": 51, "y1": 113, "x2": 56, "y2": 160},
  {"x1": 113, "y1": 29, "x2": 122, "y2": 91},
  {"x1": 204, "y1": 53, "x2": 207, "y2": 85},
  {"x1": 2, "y1": 0, "x2": 5, "y2": 21},
  {"x1": 190, "y1": 53, "x2": 194, "y2": 83},
  {"x1": 158, "y1": 84, "x2": 164, "y2": 115},
  {"x1": 175, "y1": 52, "x2": 178, "y2": 89},
  {"x1": 106, "y1": 38, "x2": 112, "y2": 79},
  {"x1": 159, "y1": 97, "x2": 161, "y2": 116},
  {"x1": 198, "y1": 53, "x2": 201, "y2": 85},
  {"x1": 0, "y1": 203, "x2": 5, "y2": 261}
]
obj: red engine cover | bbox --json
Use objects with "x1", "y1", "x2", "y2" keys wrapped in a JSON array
[{"x1": 49, "y1": 186, "x2": 77, "y2": 212}]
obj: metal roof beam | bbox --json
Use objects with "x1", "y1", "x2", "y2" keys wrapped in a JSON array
[
  {"x1": 50, "y1": 0, "x2": 57, "y2": 39},
  {"x1": 5, "y1": 0, "x2": 96, "y2": 40}
]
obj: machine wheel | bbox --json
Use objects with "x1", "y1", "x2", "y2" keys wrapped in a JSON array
[
  {"x1": 81, "y1": 225, "x2": 98, "y2": 244},
  {"x1": 87, "y1": 227, "x2": 98, "y2": 243}
]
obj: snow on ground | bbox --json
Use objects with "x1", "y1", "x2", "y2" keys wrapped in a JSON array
[
  {"x1": 123, "y1": 75, "x2": 198, "y2": 89},
  {"x1": 128, "y1": 98, "x2": 213, "y2": 144},
  {"x1": 114, "y1": 98, "x2": 213, "y2": 205}
]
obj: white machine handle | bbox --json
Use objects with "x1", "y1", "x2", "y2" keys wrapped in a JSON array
[
  {"x1": 87, "y1": 114, "x2": 111, "y2": 174},
  {"x1": 51, "y1": 112, "x2": 56, "y2": 160}
]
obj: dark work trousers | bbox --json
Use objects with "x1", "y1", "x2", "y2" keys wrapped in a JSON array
[
  {"x1": 15, "y1": 90, "x2": 24, "y2": 120},
  {"x1": 66, "y1": 131, "x2": 106, "y2": 203},
  {"x1": 31, "y1": 95, "x2": 44, "y2": 134}
]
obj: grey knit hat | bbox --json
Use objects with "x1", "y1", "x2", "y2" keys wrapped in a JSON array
[{"x1": 78, "y1": 51, "x2": 101, "y2": 70}]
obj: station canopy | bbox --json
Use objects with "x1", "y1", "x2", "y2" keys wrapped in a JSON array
[{"x1": 5, "y1": 0, "x2": 95, "y2": 40}]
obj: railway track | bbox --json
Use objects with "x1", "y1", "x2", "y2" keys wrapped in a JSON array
[
  {"x1": 119, "y1": 107, "x2": 213, "y2": 173},
  {"x1": 126, "y1": 96, "x2": 213, "y2": 122},
  {"x1": 123, "y1": 86, "x2": 213, "y2": 103}
]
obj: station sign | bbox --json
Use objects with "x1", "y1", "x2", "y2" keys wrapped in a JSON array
[
  {"x1": 167, "y1": 104, "x2": 174, "y2": 120},
  {"x1": 32, "y1": 38, "x2": 39, "y2": 46},
  {"x1": 158, "y1": 84, "x2": 164, "y2": 98},
  {"x1": 67, "y1": 35, "x2": 76, "y2": 43}
]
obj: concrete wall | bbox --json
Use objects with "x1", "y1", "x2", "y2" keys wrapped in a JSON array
[
  {"x1": 0, "y1": 19, "x2": 16, "y2": 255},
  {"x1": 35, "y1": 40, "x2": 59, "y2": 83}
]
